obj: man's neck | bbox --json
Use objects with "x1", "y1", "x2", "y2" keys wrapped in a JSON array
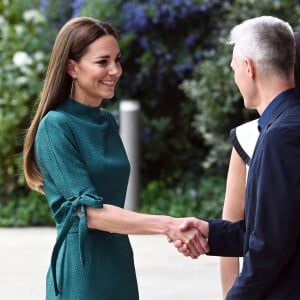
[{"x1": 256, "y1": 79, "x2": 295, "y2": 115}]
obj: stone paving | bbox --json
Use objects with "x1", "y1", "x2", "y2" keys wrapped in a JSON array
[{"x1": 0, "y1": 227, "x2": 222, "y2": 300}]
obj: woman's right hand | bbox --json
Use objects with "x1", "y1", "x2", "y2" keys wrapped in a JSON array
[{"x1": 166, "y1": 217, "x2": 209, "y2": 259}]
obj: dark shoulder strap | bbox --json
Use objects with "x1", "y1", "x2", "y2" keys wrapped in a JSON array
[{"x1": 230, "y1": 119, "x2": 260, "y2": 166}]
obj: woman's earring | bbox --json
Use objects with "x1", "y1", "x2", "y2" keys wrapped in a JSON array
[{"x1": 69, "y1": 80, "x2": 74, "y2": 98}]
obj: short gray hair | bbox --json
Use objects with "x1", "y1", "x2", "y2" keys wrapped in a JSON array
[{"x1": 228, "y1": 16, "x2": 295, "y2": 78}]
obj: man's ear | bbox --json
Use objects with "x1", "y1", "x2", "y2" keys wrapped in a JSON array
[
  {"x1": 67, "y1": 59, "x2": 77, "y2": 78},
  {"x1": 244, "y1": 57, "x2": 255, "y2": 79}
]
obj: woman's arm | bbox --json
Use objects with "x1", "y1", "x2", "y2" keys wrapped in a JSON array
[
  {"x1": 86, "y1": 204, "x2": 209, "y2": 258},
  {"x1": 35, "y1": 116, "x2": 208, "y2": 258},
  {"x1": 220, "y1": 148, "x2": 246, "y2": 299}
]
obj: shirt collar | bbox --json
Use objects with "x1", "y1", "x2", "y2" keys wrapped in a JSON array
[{"x1": 258, "y1": 88, "x2": 297, "y2": 132}]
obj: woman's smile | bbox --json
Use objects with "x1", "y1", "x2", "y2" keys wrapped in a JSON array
[{"x1": 67, "y1": 35, "x2": 122, "y2": 107}]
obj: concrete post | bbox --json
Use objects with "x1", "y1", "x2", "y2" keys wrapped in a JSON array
[{"x1": 119, "y1": 100, "x2": 140, "y2": 211}]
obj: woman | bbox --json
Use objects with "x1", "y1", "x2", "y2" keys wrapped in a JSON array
[
  {"x1": 219, "y1": 31, "x2": 300, "y2": 299},
  {"x1": 220, "y1": 119, "x2": 259, "y2": 298},
  {"x1": 23, "y1": 17, "x2": 206, "y2": 300}
]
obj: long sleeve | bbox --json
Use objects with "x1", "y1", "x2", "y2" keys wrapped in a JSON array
[
  {"x1": 207, "y1": 219, "x2": 244, "y2": 257},
  {"x1": 35, "y1": 110, "x2": 105, "y2": 296},
  {"x1": 35, "y1": 111, "x2": 102, "y2": 204}
]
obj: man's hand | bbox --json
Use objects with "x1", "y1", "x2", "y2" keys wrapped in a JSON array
[{"x1": 172, "y1": 218, "x2": 209, "y2": 258}]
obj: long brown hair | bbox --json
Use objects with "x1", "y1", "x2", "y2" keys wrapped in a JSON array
[{"x1": 23, "y1": 17, "x2": 118, "y2": 193}]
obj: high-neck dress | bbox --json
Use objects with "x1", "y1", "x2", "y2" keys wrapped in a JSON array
[{"x1": 35, "y1": 99, "x2": 139, "y2": 300}]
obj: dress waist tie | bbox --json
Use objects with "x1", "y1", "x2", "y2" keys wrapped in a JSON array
[{"x1": 50, "y1": 193, "x2": 103, "y2": 296}]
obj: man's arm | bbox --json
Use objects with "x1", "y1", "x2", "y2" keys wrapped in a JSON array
[
  {"x1": 208, "y1": 219, "x2": 244, "y2": 257},
  {"x1": 174, "y1": 218, "x2": 244, "y2": 257}
]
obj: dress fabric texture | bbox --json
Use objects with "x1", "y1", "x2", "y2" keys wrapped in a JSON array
[{"x1": 35, "y1": 99, "x2": 139, "y2": 300}]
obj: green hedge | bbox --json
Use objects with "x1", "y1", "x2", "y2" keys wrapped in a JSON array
[
  {"x1": 2, "y1": 0, "x2": 300, "y2": 226},
  {"x1": 140, "y1": 172, "x2": 226, "y2": 219},
  {"x1": 182, "y1": 0, "x2": 300, "y2": 171},
  {"x1": 0, "y1": 1, "x2": 49, "y2": 199}
]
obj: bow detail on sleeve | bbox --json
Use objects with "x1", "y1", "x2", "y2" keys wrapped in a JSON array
[{"x1": 51, "y1": 193, "x2": 103, "y2": 296}]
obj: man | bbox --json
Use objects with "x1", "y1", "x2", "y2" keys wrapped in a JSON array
[{"x1": 176, "y1": 16, "x2": 300, "y2": 299}]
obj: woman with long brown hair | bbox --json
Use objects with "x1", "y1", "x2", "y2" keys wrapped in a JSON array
[{"x1": 23, "y1": 17, "x2": 207, "y2": 299}]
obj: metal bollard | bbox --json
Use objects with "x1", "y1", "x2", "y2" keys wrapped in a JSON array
[{"x1": 119, "y1": 100, "x2": 140, "y2": 211}]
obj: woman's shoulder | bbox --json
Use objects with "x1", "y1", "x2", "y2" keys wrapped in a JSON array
[
  {"x1": 230, "y1": 119, "x2": 260, "y2": 164},
  {"x1": 37, "y1": 110, "x2": 72, "y2": 140},
  {"x1": 235, "y1": 119, "x2": 259, "y2": 132},
  {"x1": 41, "y1": 107, "x2": 74, "y2": 126}
]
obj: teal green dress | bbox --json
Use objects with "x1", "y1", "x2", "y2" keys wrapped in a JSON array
[{"x1": 35, "y1": 99, "x2": 139, "y2": 300}]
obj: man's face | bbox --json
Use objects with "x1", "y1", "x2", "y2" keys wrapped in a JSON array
[{"x1": 230, "y1": 48, "x2": 256, "y2": 110}]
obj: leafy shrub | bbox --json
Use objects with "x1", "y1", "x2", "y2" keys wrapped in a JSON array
[
  {"x1": 181, "y1": 47, "x2": 258, "y2": 171},
  {"x1": 4, "y1": 0, "x2": 300, "y2": 225},
  {"x1": 140, "y1": 171, "x2": 225, "y2": 219},
  {"x1": 0, "y1": 1, "x2": 49, "y2": 199},
  {"x1": 182, "y1": 0, "x2": 300, "y2": 173},
  {"x1": 0, "y1": 1, "x2": 54, "y2": 226},
  {"x1": 82, "y1": 0, "x2": 223, "y2": 182},
  {"x1": 0, "y1": 191, "x2": 53, "y2": 226}
]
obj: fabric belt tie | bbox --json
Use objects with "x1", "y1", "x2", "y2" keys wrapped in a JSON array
[{"x1": 51, "y1": 193, "x2": 103, "y2": 296}]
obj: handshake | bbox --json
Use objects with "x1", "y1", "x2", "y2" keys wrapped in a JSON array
[{"x1": 166, "y1": 217, "x2": 210, "y2": 259}]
